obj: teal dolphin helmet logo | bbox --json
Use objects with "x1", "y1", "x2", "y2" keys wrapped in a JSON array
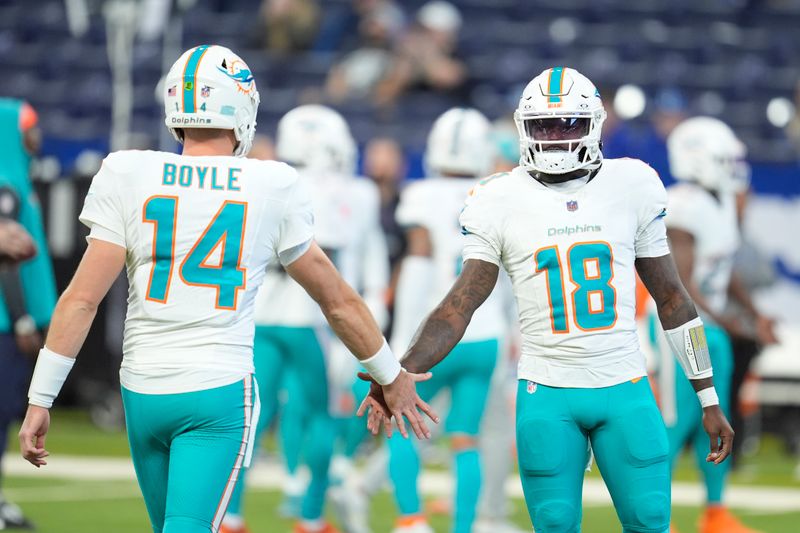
[{"x1": 217, "y1": 58, "x2": 256, "y2": 95}]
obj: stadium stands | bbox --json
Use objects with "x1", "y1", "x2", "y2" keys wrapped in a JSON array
[{"x1": 0, "y1": 0, "x2": 798, "y2": 168}]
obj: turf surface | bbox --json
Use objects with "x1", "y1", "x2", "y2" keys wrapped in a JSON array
[{"x1": 5, "y1": 409, "x2": 799, "y2": 532}]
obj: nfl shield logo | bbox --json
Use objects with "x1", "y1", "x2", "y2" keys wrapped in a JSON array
[
  {"x1": 566, "y1": 200, "x2": 578, "y2": 212},
  {"x1": 527, "y1": 381, "x2": 537, "y2": 394},
  {"x1": 201, "y1": 85, "x2": 211, "y2": 98}
]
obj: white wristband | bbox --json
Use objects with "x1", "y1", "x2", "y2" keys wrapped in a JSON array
[
  {"x1": 697, "y1": 387, "x2": 720, "y2": 408},
  {"x1": 28, "y1": 347, "x2": 76, "y2": 409},
  {"x1": 361, "y1": 339, "x2": 402, "y2": 385}
]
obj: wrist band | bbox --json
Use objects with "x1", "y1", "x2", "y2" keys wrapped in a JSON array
[
  {"x1": 361, "y1": 338, "x2": 401, "y2": 385},
  {"x1": 697, "y1": 387, "x2": 720, "y2": 408},
  {"x1": 28, "y1": 346, "x2": 75, "y2": 409}
]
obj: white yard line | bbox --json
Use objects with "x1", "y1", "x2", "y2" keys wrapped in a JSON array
[{"x1": 5, "y1": 455, "x2": 800, "y2": 512}]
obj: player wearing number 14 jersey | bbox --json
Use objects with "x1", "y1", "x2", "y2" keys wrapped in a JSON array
[
  {"x1": 17, "y1": 45, "x2": 433, "y2": 533},
  {"x1": 363, "y1": 67, "x2": 735, "y2": 533}
]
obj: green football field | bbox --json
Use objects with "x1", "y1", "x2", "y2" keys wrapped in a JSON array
[{"x1": 5, "y1": 410, "x2": 800, "y2": 532}]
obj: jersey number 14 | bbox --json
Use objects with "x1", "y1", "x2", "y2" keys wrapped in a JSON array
[
  {"x1": 143, "y1": 195, "x2": 247, "y2": 310},
  {"x1": 535, "y1": 241, "x2": 617, "y2": 333}
]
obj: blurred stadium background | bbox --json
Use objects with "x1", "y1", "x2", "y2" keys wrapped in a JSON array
[{"x1": 1, "y1": 0, "x2": 800, "y2": 532}]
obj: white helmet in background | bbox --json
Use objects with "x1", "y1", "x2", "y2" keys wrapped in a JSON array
[
  {"x1": 425, "y1": 107, "x2": 493, "y2": 178},
  {"x1": 514, "y1": 66, "x2": 606, "y2": 175},
  {"x1": 668, "y1": 116, "x2": 749, "y2": 193},
  {"x1": 164, "y1": 44, "x2": 260, "y2": 157},
  {"x1": 276, "y1": 105, "x2": 357, "y2": 175}
]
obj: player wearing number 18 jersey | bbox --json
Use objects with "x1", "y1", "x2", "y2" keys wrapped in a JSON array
[
  {"x1": 363, "y1": 67, "x2": 735, "y2": 533},
  {"x1": 17, "y1": 45, "x2": 434, "y2": 533}
]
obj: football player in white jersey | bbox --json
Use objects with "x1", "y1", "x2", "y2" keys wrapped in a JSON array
[
  {"x1": 654, "y1": 117, "x2": 774, "y2": 533},
  {"x1": 385, "y1": 108, "x2": 512, "y2": 533},
  {"x1": 361, "y1": 66, "x2": 734, "y2": 533},
  {"x1": 16, "y1": 45, "x2": 435, "y2": 533}
]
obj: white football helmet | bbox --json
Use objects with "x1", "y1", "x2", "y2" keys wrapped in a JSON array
[
  {"x1": 164, "y1": 44, "x2": 260, "y2": 157},
  {"x1": 276, "y1": 105, "x2": 357, "y2": 174},
  {"x1": 667, "y1": 116, "x2": 749, "y2": 193},
  {"x1": 514, "y1": 66, "x2": 606, "y2": 175},
  {"x1": 424, "y1": 107, "x2": 493, "y2": 178}
]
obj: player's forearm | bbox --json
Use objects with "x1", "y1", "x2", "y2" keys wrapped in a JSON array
[
  {"x1": 636, "y1": 256, "x2": 699, "y2": 329},
  {"x1": 728, "y1": 272, "x2": 759, "y2": 317},
  {"x1": 401, "y1": 307, "x2": 469, "y2": 374},
  {"x1": 653, "y1": 282, "x2": 699, "y2": 329},
  {"x1": 683, "y1": 281, "x2": 728, "y2": 326},
  {"x1": 321, "y1": 280, "x2": 385, "y2": 360},
  {"x1": 0, "y1": 267, "x2": 29, "y2": 323},
  {"x1": 401, "y1": 259, "x2": 498, "y2": 374},
  {"x1": 689, "y1": 376, "x2": 715, "y2": 393},
  {"x1": 43, "y1": 290, "x2": 99, "y2": 357}
]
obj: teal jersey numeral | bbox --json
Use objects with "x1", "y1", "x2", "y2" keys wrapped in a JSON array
[
  {"x1": 535, "y1": 242, "x2": 617, "y2": 334},
  {"x1": 180, "y1": 201, "x2": 247, "y2": 309},
  {"x1": 143, "y1": 196, "x2": 247, "y2": 310},
  {"x1": 143, "y1": 196, "x2": 178, "y2": 303},
  {"x1": 568, "y1": 242, "x2": 616, "y2": 330},
  {"x1": 535, "y1": 246, "x2": 569, "y2": 333}
]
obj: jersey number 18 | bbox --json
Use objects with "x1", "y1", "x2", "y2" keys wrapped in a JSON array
[
  {"x1": 535, "y1": 241, "x2": 617, "y2": 333},
  {"x1": 143, "y1": 195, "x2": 247, "y2": 310}
]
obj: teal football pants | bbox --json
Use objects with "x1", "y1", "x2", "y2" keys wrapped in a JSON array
[
  {"x1": 516, "y1": 378, "x2": 670, "y2": 533},
  {"x1": 226, "y1": 325, "x2": 332, "y2": 522},
  {"x1": 122, "y1": 376, "x2": 258, "y2": 533},
  {"x1": 666, "y1": 323, "x2": 733, "y2": 504},
  {"x1": 389, "y1": 339, "x2": 498, "y2": 533}
]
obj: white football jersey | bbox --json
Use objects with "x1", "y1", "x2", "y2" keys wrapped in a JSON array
[
  {"x1": 252, "y1": 168, "x2": 352, "y2": 327},
  {"x1": 396, "y1": 177, "x2": 511, "y2": 343},
  {"x1": 460, "y1": 159, "x2": 670, "y2": 388},
  {"x1": 665, "y1": 183, "x2": 739, "y2": 318},
  {"x1": 325, "y1": 177, "x2": 390, "y2": 410},
  {"x1": 336, "y1": 177, "x2": 389, "y2": 328},
  {"x1": 79, "y1": 150, "x2": 314, "y2": 394}
]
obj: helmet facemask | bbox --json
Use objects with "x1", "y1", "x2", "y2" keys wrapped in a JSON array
[{"x1": 515, "y1": 108, "x2": 605, "y2": 177}]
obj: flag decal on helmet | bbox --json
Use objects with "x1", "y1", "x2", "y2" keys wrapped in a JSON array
[{"x1": 182, "y1": 44, "x2": 211, "y2": 114}]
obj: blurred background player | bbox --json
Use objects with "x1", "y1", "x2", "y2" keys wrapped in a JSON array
[
  {"x1": 223, "y1": 104, "x2": 388, "y2": 533},
  {"x1": 18, "y1": 44, "x2": 431, "y2": 533},
  {"x1": 364, "y1": 66, "x2": 736, "y2": 533},
  {"x1": 0, "y1": 98, "x2": 56, "y2": 531},
  {"x1": 385, "y1": 107, "x2": 512, "y2": 533},
  {"x1": 654, "y1": 116, "x2": 779, "y2": 533}
]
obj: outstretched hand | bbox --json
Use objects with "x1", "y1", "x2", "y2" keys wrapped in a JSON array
[
  {"x1": 357, "y1": 370, "x2": 439, "y2": 440},
  {"x1": 702, "y1": 405, "x2": 734, "y2": 464}
]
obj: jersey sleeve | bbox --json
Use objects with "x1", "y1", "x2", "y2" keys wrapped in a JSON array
[
  {"x1": 277, "y1": 172, "x2": 314, "y2": 266},
  {"x1": 78, "y1": 155, "x2": 127, "y2": 248},
  {"x1": 395, "y1": 181, "x2": 432, "y2": 230},
  {"x1": 459, "y1": 185, "x2": 503, "y2": 266},
  {"x1": 664, "y1": 185, "x2": 704, "y2": 236},
  {"x1": 634, "y1": 162, "x2": 670, "y2": 258}
]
